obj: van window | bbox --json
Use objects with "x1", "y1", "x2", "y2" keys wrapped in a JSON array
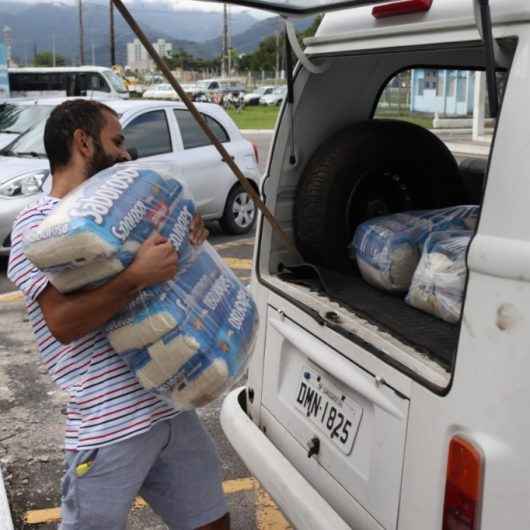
[
  {"x1": 9, "y1": 72, "x2": 66, "y2": 92},
  {"x1": 81, "y1": 73, "x2": 110, "y2": 93},
  {"x1": 375, "y1": 67, "x2": 506, "y2": 131},
  {"x1": 123, "y1": 110, "x2": 172, "y2": 158},
  {"x1": 103, "y1": 70, "x2": 128, "y2": 94},
  {"x1": 174, "y1": 109, "x2": 229, "y2": 149}
]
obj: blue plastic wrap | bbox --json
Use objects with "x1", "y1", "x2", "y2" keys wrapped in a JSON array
[
  {"x1": 23, "y1": 161, "x2": 259, "y2": 409},
  {"x1": 406, "y1": 230, "x2": 471, "y2": 324},
  {"x1": 351, "y1": 206, "x2": 478, "y2": 293},
  {"x1": 24, "y1": 162, "x2": 187, "y2": 293}
]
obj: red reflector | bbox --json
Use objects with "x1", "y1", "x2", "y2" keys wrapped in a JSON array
[
  {"x1": 443, "y1": 436, "x2": 483, "y2": 530},
  {"x1": 373, "y1": 0, "x2": 433, "y2": 19}
]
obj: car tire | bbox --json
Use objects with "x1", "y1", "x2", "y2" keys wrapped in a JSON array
[
  {"x1": 220, "y1": 185, "x2": 257, "y2": 235},
  {"x1": 294, "y1": 119, "x2": 468, "y2": 268}
]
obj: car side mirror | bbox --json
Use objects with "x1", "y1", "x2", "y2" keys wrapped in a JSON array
[{"x1": 127, "y1": 147, "x2": 138, "y2": 161}]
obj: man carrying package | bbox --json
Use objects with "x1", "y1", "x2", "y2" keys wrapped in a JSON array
[{"x1": 7, "y1": 100, "x2": 230, "y2": 530}]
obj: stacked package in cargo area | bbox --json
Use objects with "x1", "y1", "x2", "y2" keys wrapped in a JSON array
[
  {"x1": 350, "y1": 205, "x2": 478, "y2": 293},
  {"x1": 23, "y1": 161, "x2": 258, "y2": 409},
  {"x1": 406, "y1": 230, "x2": 471, "y2": 324}
]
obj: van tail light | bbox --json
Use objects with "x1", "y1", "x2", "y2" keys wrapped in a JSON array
[
  {"x1": 443, "y1": 436, "x2": 484, "y2": 530},
  {"x1": 252, "y1": 142, "x2": 259, "y2": 164},
  {"x1": 372, "y1": 0, "x2": 433, "y2": 19}
]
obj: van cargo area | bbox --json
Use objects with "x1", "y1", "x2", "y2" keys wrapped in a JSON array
[{"x1": 257, "y1": 43, "x2": 500, "y2": 387}]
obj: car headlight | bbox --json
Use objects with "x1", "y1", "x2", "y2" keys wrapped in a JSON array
[{"x1": 0, "y1": 170, "x2": 50, "y2": 198}]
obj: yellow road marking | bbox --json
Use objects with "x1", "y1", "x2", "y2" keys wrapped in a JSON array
[
  {"x1": 214, "y1": 239, "x2": 254, "y2": 251},
  {"x1": 223, "y1": 477, "x2": 257, "y2": 494},
  {"x1": 0, "y1": 291, "x2": 23, "y2": 303},
  {"x1": 25, "y1": 507, "x2": 60, "y2": 525},
  {"x1": 223, "y1": 257, "x2": 253, "y2": 270},
  {"x1": 256, "y1": 485, "x2": 292, "y2": 530},
  {"x1": 24, "y1": 477, "x2": 275, "y2": 525}
]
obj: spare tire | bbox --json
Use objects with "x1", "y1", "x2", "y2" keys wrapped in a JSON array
[{"x1": 294, "y1": 119, "x2": 468, "y2": 269}]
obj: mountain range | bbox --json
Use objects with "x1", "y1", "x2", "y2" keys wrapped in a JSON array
[{"x1": 0, "y1": 1, "x2": 313, "y2": 66}]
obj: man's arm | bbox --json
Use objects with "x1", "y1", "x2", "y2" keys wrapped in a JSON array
[{"x1": 38, "y1": 232, "x2": 178, "y2": 344}]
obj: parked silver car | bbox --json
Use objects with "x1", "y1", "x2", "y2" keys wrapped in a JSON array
[{"x1": 0, "y1": 98, "x2": 261, "y2": 256}]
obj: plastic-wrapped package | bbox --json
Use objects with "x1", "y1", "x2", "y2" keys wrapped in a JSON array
[
  {"x1": 117, "y1": 257, "x2": 258, "y2": 408},
  {"x1": 406, "y1": 230, "x2": 471, "y2": 323},
  {"x1": 23, "y1": 162, "x2": 190, "y2": 293},
  {"x1": 23, "y1": 162, "x2": 259, "y2": 409},
  {"x1": 351, "y1": 205, "x2": 478, "y2": 293}
]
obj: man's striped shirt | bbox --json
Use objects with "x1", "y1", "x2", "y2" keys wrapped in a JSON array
[{"x1": 7, "y1": 196, "x2": 179, "y2": 450}]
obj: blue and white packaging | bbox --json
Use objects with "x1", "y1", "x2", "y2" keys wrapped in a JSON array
[
  {"x1": 23, "y1": 161, "x2": 186, "y2": 293},
  {"x1": 351, "y1": 205, "x2": 478, "y2": 293},
  {"x1": 116, "y1": 247, "x2": 259, "y2": 409},
  {"x1": 406, "y1": 230, "x2": 471, "y2": 323}
]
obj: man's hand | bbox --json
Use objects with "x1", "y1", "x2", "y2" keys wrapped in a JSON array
[
  {"x1": 190, "y1": 214, "x2": 209, "y2": 247},
  {"x1": 125, "y1": 232, "x2": 178, "y2": 291}
]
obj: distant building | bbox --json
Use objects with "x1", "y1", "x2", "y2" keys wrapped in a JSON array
[
  {"x1": 410, "y1": 69, "x2": 475, "y2": 116},
  {"x1": 127, "y1": 38, "x2": 173, "y2": 72}
]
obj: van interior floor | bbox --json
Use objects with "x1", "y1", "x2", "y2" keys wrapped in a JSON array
[{"x1": 278, "y1": 264, "x2": 458, "y2": 370}]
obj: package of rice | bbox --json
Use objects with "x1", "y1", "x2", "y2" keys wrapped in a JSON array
[
  {"x1": 406, "y1": 230, "x2": 471, "y2": 323},
  {"x1": 23, "y1": 161, "x2": 189, "y2": 293},
  {"x1": 116, "y1": 252, "x2": 258, "y2": 408},
  {"x1": 23, "y1": 161, "x2": 259, "y2": 408},
  {"x1": 351, "y1": 205, "x2": 478, "y2": 293}
]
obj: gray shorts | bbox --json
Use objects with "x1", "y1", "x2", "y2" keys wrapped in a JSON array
[{"x1": 59, "y1": 411, "x2": 228, "y2": 530}]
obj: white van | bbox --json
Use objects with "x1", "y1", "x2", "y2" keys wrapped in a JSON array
[
  {"x1": 204, "y1": 1, "x2": 530, "y2": 529},
  {"x1": 7, "y1": 66, "x2": 129, "y2": 99}
]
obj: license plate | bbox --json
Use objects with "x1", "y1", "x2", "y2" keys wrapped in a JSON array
[{"x1": 294, "y1": 366, "x2": 362, "y2": 456}]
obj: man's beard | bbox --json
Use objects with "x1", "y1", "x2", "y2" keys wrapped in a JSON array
[{"x1": 86, "y1": 138, "x2": 119, "y2": 179}]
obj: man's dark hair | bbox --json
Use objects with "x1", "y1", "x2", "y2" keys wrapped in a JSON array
[{"x1": 44, "y1": 99, "x2": 118, "y2": 172}]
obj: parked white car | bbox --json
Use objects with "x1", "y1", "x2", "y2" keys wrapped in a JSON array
[
  {"x1": 0, "y1": 99, "x2": 261, "y2": 256},
  {"x1": 259, "y1": 85, "x2": 287, "y2": 106},
  {"x1": 243, "y1": 86, "x2": 275, "y2": 106},
  {"x1": 142, "y1": 83, "x2": 179, "y2": 100}
]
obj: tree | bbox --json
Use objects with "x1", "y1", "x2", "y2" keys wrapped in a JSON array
[{"x1": 33, "y1": 51, "x2": 66, "y2": 67}]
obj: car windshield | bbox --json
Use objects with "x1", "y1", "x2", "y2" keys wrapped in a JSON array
[
  {"x1": 104, "y1": 71, "x2": 128, "y2": 94},
  {"x1": 0, "y1": 104, "x2": 52, "y2": 134},
  {"x1": 3, "y1": 119, "x2": 47, "y2": 156}
]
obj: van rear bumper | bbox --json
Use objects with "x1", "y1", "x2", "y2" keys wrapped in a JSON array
[{"x1": 220, "y1": 387, "x2": 351, "y2": 530}]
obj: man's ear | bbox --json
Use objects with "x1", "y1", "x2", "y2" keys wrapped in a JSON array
[{"x1": 72, "y1": 129, "x2": 93, "y2": 160}]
